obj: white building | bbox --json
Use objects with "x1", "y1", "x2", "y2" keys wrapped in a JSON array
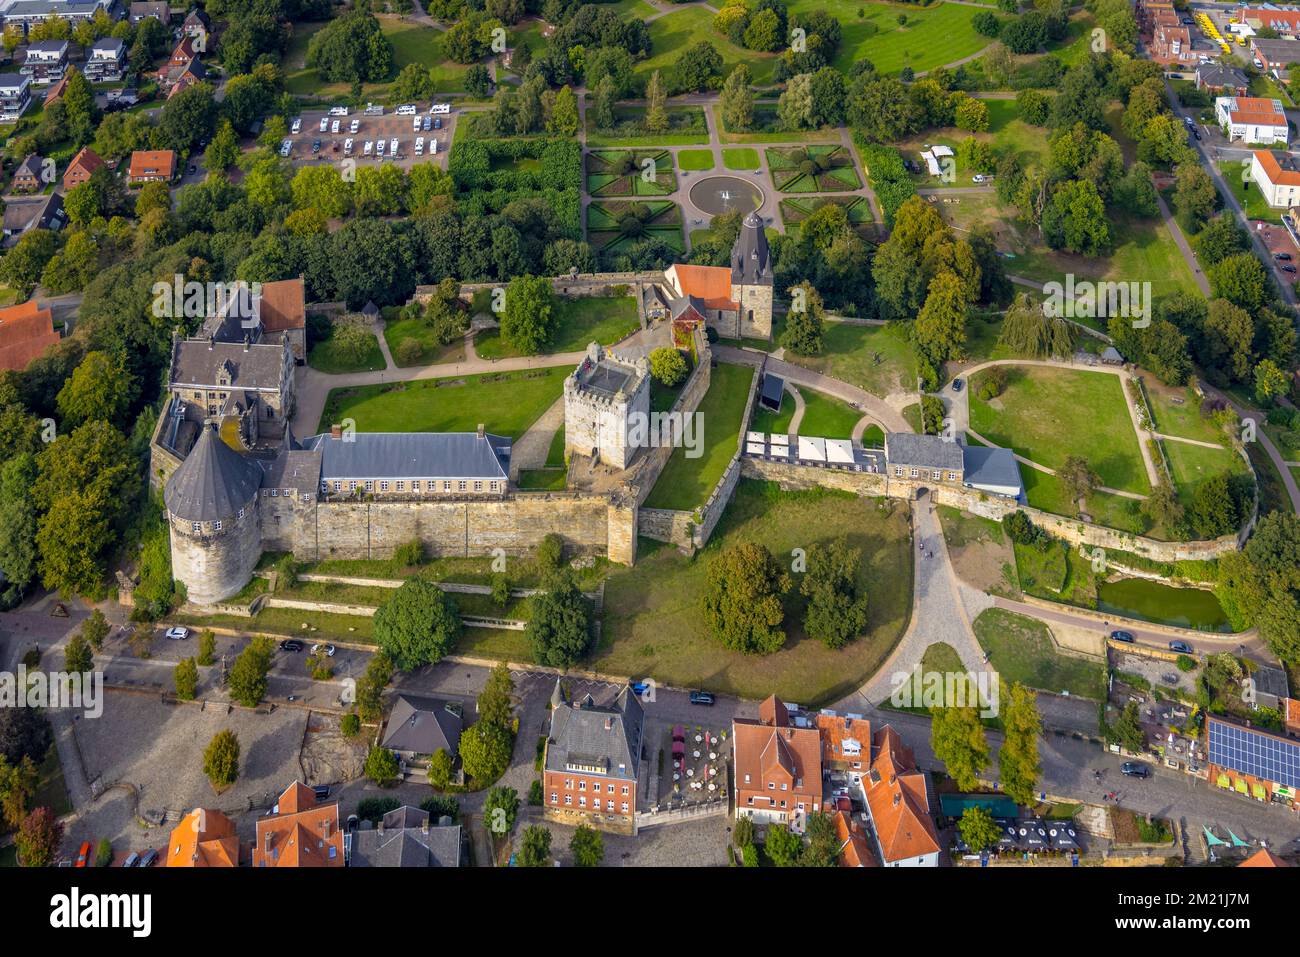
[
  {"x1": 0, "y1": 72, "x2": 32, "y2": 122},
  {"x1": 1250, "y1": 149, "x2": 1300, "y2": 207},
  {"x1": 1215, "y1": 95, "x2": 1290, "y2": 145}
]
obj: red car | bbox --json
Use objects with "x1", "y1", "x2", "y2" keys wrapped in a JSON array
[{"x1": 75, "y1": 841, "x2": 92, "y2": 867}]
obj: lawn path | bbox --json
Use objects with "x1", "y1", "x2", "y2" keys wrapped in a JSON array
[
  {"x1": 785, "y1": 383, "x2": 807, "y2": 435},
  {"x1": 509, "y1": 397, "x2": 565, "y2": 478}
]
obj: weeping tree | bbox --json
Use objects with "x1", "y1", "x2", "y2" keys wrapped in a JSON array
[{"x1": 997, "y1": 292, "x2": 1076, "y2": 359}]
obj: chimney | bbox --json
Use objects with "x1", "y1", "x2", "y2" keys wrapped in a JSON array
[
  {"x1": 243, "y1": 334, "x2": 250, "y2": 352},
  {"x1": 420, "y1": 817, "x2": 429, "y2": 835},
  {"x1": 476, "y1": 422, "x2": 485, "y2": 440},
  {"x1": 208, "y1": 334, "x2": 214, "y2": 350},
  {"x1": 604, "y1": 717, "x2": 613, "y2": 731},
  {"x1": 263, "y1": 830, "x2": 272, "y2": 852},
  {"x1": 330, "y1": 423, "x2": 342, "y2": 439}
]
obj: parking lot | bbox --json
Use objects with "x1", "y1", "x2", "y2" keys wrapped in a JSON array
[{"x1": 280, "y1": 101, "x2": 457, "y2": 171}]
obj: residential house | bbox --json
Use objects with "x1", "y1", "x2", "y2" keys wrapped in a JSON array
[
  {"x1": 182, "y1": 6, "x2": 210, "y2": 42},
  {"x1": 1239, "y1": 848, "x2": 1293, "y2": 867},
  {"x1": 2, "y1": 191, "x2": 66, "y2": 246},
  {"x1": 0, "y1": 299, "x2": 58, "y2": 371},
  {"x1": 0, "y1": 72, "x2": 32, "y2": 120},
  {"x1": 815, "y1": 711, "x2": 872, "y2": 785},
  {"x1": 10, "y1": 152, "x2": 45, "y2": 193},
  {"x1": 1195, "y1": 62, "x2": 1249, "y2": 96},
  {"x1": 128, "y1": 0, "x2": 170, "y2": 22},
  {"x1": 832, "y1": 809, "x2": 879, "y2": 867},
  {"x1": 165, "y1": 807, "x2": 238, "y2": 867},
  {"x1": 156, "y1": 33, "x2": 203, "y2": 93},
  {"x1": 861, "y1": 725, "x2": 942, "y2": 867},
  {"x1": 380, "y1": 694, "x2": 464, "y2": 766},
  {"x1": 252, "y1": 781, "x2": 344, "y2": 868},
  {"x1": 347, "y1": 806, "x2": 463, "y2": 867},
  {"x1": 165, "y1": 56, "x2": 203, "y2": 97},
  {"x1": 20, "y1": 39, "x2": 68, "y2": 85},
  {"x1": 542, "y1": 680, "x2": 644, "y2": 834},
  {"x1": 1149, "y1": 22, "x2": 1198, "y2": 67},
  {"x1": 1206, "y1": 716, "x2": 1299, "y2": 806},
  {"x1": 1250, "y1": 37, "x2": 1300, "y2": 79},
  {"x1": 1, "y1": 0, "x2": 117, "y2": 34},
  {"x1": 1251, "y1": 664, "x2": 1290, "y2": 711},
  {"x1": 1250, "y1": 151, "x2": 1300, "y2": 208},
  {"x1": 84, "y1": 37, "x2": 127, "y2": 82},
  {"x1": 733, "y1": 695, "x2": 823, "y2": 832},
  {"x1": 62, "y1": 145, "x2": 105, "y2": 191},
  {"x1": 41, "y1": 72, "x2": 65, "y2": 103},
  {"x1": 1215, "y1": 96, "x2": 1290, "y2": 145},
  {"x1": 1242, "y1": 6, "x2": 1300, "y2": 38},
  {"x1": 128, "y1": 148, "x2": 176, "y2": 184}
]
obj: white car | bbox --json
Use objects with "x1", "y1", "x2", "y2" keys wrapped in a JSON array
[
  {"x1": 413, "y1": 114, "x2": 421, "y2": 131},
  {"x1": 328, "y1": 105, "x2": 349, "y2": 116},
  {"x1": 364, "y1": 103, "x2": 384, "y2": 115},
  {"x1": 318, "y1": 116, "x2": 328, "y2": 132},
  {"x1": 396, "y1": 103, "x2": 417, "y2": 115},
  {"x1": 972, "y1": 173, "x2": 988, "y2": 184},
  {"x1": 430, "y1": 138, "x2": 437, "y2": 155},
  {"x1": 363, "y1": 140, "x2": 373, "y2": 156},
  {"x1": 376, "y1": 139, "x2": 385, "y2": 156},
  {"x1": 165, "y1": 627, "x2": 190, "y2": 640},
  {"x1": 431, "y1": 102, "x2": 450, "y2": 115},
  {"x1": 291, "y1": 116, "x2": 302, "y2": 134},
  {"x1": 311, "y1": 643, "x2": 336, "y2": 658},
  {"x1": 349, "y1": 118, "x2": 359, "y2": 134},
  {"x1": 389, "y1": 137, "x2": 398, "y2": 156},
  {"x1": 330, "y1": 119, "x2": 340, "y2": 134},
  {"x1": 415, "y1": 136, "x2": 424, "y2": 155},
  {"x1": 279, "y1": 139, "x2": 292, "y2": 157},
  {"x1": 344, "y1": 138, "x2": 353, "y2": 155}
]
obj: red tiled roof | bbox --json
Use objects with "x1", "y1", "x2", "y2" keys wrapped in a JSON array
[
  {"x1": 1254, "y1": 150, "x2": 1300, "y2": 187},
  {"x1": 65, "y1": 146, "x2": 106, "y2": 182},
  {"x1": 0, "y1": 300, "x2": 58, "y2": 372},
  {"x1": 668, "y1": 263, "x2": 737, "y2": 311},
  {"x1": 1239, "y1": 848, "x2": 1292, "y2": 867},
  {"x1": 863, "y1": 726, "x2": 941, "y2": 865},
  {"x1": 833, "y1": 810, "x2": 879, "y2": 867},
  {"x1": 166, "y1": 808, "x2": 238, "y2": 867},
  {"x1": 252, "y1": 781, "x2": 343, "y2": 868},
  {"x1": 128, "y1": 149, "x2": 176, "y2": 180},
  {"x1": 258, "y1": 278, "x2": 305, "y2": 332}
]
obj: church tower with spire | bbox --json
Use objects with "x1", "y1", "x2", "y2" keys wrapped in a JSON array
[{"x1": 730, "y1": 211, "x2": 774, "y2": 339}]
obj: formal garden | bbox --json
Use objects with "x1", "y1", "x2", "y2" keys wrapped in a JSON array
[
  {"x1": 765, "y1": 145, "x2": 861, "y2": 193},
  {"x1": 586, "y1": 199, "x2": 685, "y2": 254},
  {"x1": 585, "y1": 148, "x2": 678, "y2": 197}
]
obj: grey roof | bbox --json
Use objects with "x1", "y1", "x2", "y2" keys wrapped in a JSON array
[
  {"x1": 1101, "y1": 346, "x2": 1125, "y2": 363},
  {"x1": 14, "y1": 152, "x2": 43, "y2": 179},
  {"x1": 259, "y1": 447, "x2": 322, "y2": 496},
  {"x1": 961, "y1": 445, "x2": 1023, "y2": 496},
  {"x1": 885, "y1": 432, "x2": 964, "y2": 471},
  {"x1": 3, "y1": 192, "x2": 65, "y2": 235},
  {"x1": 759, "y1": 373, "x2": 784, "y2": 407},
  {"x1": 1250, "y1": 38, "x2": 1300, "y2": 64},
  {"x1": 0, "y1": 72, "x2": 28, "y2": 92},
  {"x1": 580, "y1": 359, "x2": 638, "y2": 398},
  {"x1": 1254, "y1": 665, "x2": 1289, "y2": 699},
  {"x1": 1195, "y1": 62, "x2": 1248, "y2": 87},
  {"x1": 348, "y1": 808, "x2": 461, "y2": 867},
  {"x1": 302, "y1": 431, "x2": 511, "y2": 482},
  {"x1": 129, "y1": 1, "x2": 171, "y2": 18},
  {"x1": 163, "y1": 422, "x2": 263, "y2": 522},
  {"x1": 90, "y1": 37, "x2": 126, "y2": 57},
  {"x1": 381, "y1": 694, "x2": 463, "y2": 756},
  {"x1": 25, "y1": 39, "x2": 69, "y2": 53},
  {"x1": 170, "y1": 337, "x2": 287, "y2": 391},
  {"x1": 731, "y1": 211, "x2": 773, "y2": 285},
  {"x1": 5, "y1": 0, "x2": 112, "y2": 15},
  {"x1": 183, "y1": 7, "x2": 210, "y2": 26},
  {"x1": 544, "y1": 680, "x2": 644, "y2": 782}
]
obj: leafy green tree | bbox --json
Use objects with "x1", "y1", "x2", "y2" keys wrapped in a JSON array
[
  {"x1": 1188, "y1": 472, "x2": 1239, "y2": 538},
  {"x1": 365, "y1": 745, "x2": 400, "y2": 786},
  {"x1": 0, "y1": 755, "x2": 37, "y2": 829},
  {"x1": 915, "y1": 271, "x2": 969, "y2": 365},
  {"x1": 1058, "y1": 455, "x2": 1098, "y2": 509},
  {"x1": 764, "y1": 822, "x2": 803, "y2": 866},
  {"x1": 800, "y1": 537, "x2": 869, "y2": 649},
  {"x1": 372, "y1": 578, "x2": 462, "y2": 670},
  {"x1": 1042, "y1": 179, "x2": 1111, "y2": 256},
  {"x1": 428, "y1": 748, "x2": 453, "y2": 789},
  {"x1": 306, "y1": 8, "x2": 393, "y2": 82},
  {"x1": 526, "y1": 571, "x2": 591, "y2": 667},
  {"x1": 702, "y1": 542, "x2": 791, "y2": 655},
  {"x1": 227, "y1": 637, "x2": 274, "y2": 708},
  {"x1": 477, "y1": 661, "x2": 516, "y2": 729},
  {"x1": 483, "y1": 785, "x2": 520, "y2": 836},
  {"x1": 15, "y1": 806, "x2": 61, "y2": 867},
  {"x1": 1173, "y1": 161, "x2": 1217, "y2": 231},
  {"x1": 202, "y1": 730, "x2": 240, "y2": 791},
  {"x1": 355, "y1": 651, "x2": 393, "y2": 722},
  {"x1": 81, "y1": 609, "x2": 110, "y2": 651},
  {"x1": 459, "y1": 718, "x2": 513, "y2": 784},
  {"x1": 1208, "y1": 253, "x2": 1268, "y2": 315},
  {"x1": 55, "y1": 351, "x2": 130, "y2": 428},
  {"x1": 998, "y1": 682, "x2": 1041, "y2": 806},
  {"x1": 997, "y1": 292, "x2": 1076, "y2": 358},
  {"x1": 954, "y1": 96, "x2": 989, "y2": 132},
  {"x1": 548, "y1": 85, "x2": 580, "y2": 136},
  {"x1": 592, "y1": 75, "x2": 618, "y2": 130},
  {"x1": 63, "y1": 632, "x2": 93, "y2": 674},
  {"x1": 649, "y1": 347, "x2": 688, "y2": 386},
  {"x1": 645, "y1": 69, "x2": 668, "y2": 133},
  {"x1": 0, "y1": 454, "x2": 39, "y2": 596},
  {"x1": 197, "y1": 629, "x2": 216, "y2": 666},
  {"x1": 517, "y1": 823, "x2": 552, "y2": 866},
  {"x1": 206, "y1": 118, "x2": 241, "y2": 172},
  {"x1": 393, "y1": 62, "x2": 436, "y2": 102},
  {"x1": 720, "y1": 63, "x2": 755, "y2": 132},
  {"x1": 780, "y1": 281, "x2": 825, "y2": 355},
  {"x1": 1111, "y1": 701, "x2": 1146, "y2": 752},
  {"x1": 341, "y1": 712, "x2": 361, "y2": 737},
  {"x1": 958, "y1": 805, "x2": 1001, "y2": 852},
  {"x1": 570, "y1": 823, "x2": 604, "y2": 867},
  {"x1": 174, "y1": 657, "x2": 198, "y2": 701},
  {"x1": 155, "y1": 81, "x2": 218, "y2": 154},
  {"x1": 0, "y1": 229, "x2": 59, "y2": 294},
  {"x1": 674, "y1": 40, "x2": 723, "y2": 92},
  {"x1": 500, "y1": 274, "x2": 555, "y2": 354},
  {"x1": 931, "y1": 700, "x2": 988, "y2": 791},
  {"x1": 465, "y1": 63, "x2": 492, "y2": 98}
]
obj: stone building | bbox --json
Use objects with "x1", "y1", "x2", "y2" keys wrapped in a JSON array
[
  {"x1": 661, "y1": 211, "x2": 773, "y2": 339},
  {"x1": 563, "y1": 342, "x2": 650, "y2": 470}
]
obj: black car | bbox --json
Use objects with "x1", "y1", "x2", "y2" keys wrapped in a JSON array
[
  {"x1": 689, "y1": 690, "x2": 715, "y2": 706},
  {"x1": 1109, "y1": 630, "x2": 1135, "y2": 643},
  {"x1": 952, "y1": 378, "x2": 964, "y2": 392},
  {"x1": 1283, "y1": 264, "x2": 1297, "y2": 274},
  {"x1": 1181, "y1": 16, "x2": 1192, "y2": 24},
  {"x1": 279, "y1": 639, "x2": 304, "y2": 652},
  {"x1": 1274, "y1": 252, "x2": 1292, "y2": 261},
  {"x1": 1192, "y1": 128, "x2": 1201, "y2": 140},
  {"x1": 1120, "y1": 762, "x2": 1149, "y2": 779},
  {"x1": 1169, "y1": 640, "x2": 1193, "y2": 654}
]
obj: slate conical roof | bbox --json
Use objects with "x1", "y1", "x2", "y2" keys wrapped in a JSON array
[
  {"x1": 731, "y1": 211, "x2": 773, "y2": 285},
  {"x1": 164, "y1": 422, "x2": 262, "y2": 523}
]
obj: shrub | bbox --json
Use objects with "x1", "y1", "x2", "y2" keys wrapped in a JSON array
[
  {"x1": 1175, "y1": 654, "x2": 1197, "y2": 672},
  {"x1": 357, "y1": 796, "x2": 401, "y2": 823},
  {"x1": 428, "y1": 747, "x2": 453, "y2": 789},
  {"x1": 365, "y1": 745, "x2": 401, "y2": 786},
  {"x1": 340, "y1": 712, "x2": 361, "y2": 737},
  {"x1": 393, "y1": 538, "x2": 426, "y2": 567},
  {"x1": 535, "y1": 532, "x2": 564, "y2": 571},
  {"x1": 528, "y1": 779, "x2": 544, "y2": 805},
  {"x1": 649, "y1": 346, "x2": 688, "y2": 387}
]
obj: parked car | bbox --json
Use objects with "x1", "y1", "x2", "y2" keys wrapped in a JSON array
[
  {"x1": 349, "y1": 118, "x2": 359, "y2": 134},
  {"x1": 344, "y1": 138, "x2": 353, "y2": 155},
  {"x1": 312, "y1": 138, "x2": 322, "y2": 153},
  {"x1": 165, "y1": 626, "x2": 189, "y2": 640},
  {"x1": 413, "y1": 114, "x2": 422, "y2": 131},
  {"x1": 364, "y1": 103, "x2": 384, "y2": 115},
  {"x1": 363, "y1": 140, "x2": 374, "y2": 156},
  {"x1": 396, "y1": 103, "x2": 417, "y2": 115},
  {"x1": 279, "y1": 639, "x2": 304, "y2": 652},
  {"x1": 328, "y1": 105, "x2": 349, "y2": 116},
  {"x1": 280, "y1": 139, "x2": 292, "y2": 158},
  {"x1": 318, "y1": 116, "x2": 328, "y2": 132},
  {"x1": 689, "y1": 690, "x2": 714, "y2": 706},
  {"x1": 75, "y1": 841, "x2": 91, "y2": 867},
  {"x1": 415, "y1": 136, "x2": 424, "y2": 155},
  {"x1": 1109, "y1": 630, "x2": 1135, "y2": 643},
  {"x1": 972, "y1": 173, "x2": 988, "y2": 184},
  {"x1": 331, "y1": 119, "x2": 340, "y2": 134},
  {"x1": 389, "y1": 137, "x2": 398, "y2": 156},
  {"x1": 122, "y1": 852, "x2": 139, "y2": 867},
  {"x1": 311, "y1": 643, "x2": 336, "y2": 657},
  {"x1": 433, "y1": 116, "x2": 441, "y2": 130},
  {"x1": 952, "y1": 378, "x2": 963, "y2": 392},
  {"x1": 1169, "y1": 640, "x2": 1193, "y2": 654},
  {"x1": 1282, "y1": 264, "x2": 1297, "y2": 274},
  {"x1": 291, "y1": 117, "x2": 302, "y2": 134},
  {"x1": 139, "y1": 848, "x2": 159, "y2": 867},
  {"x1": 1183, "y1": 115, "x2": 1195, "y2": 128},
  {"x1": 1120, "y1": 762, "x2": 1149, "y2": 778},
  {"x1": 1192, "y1": 128, "x2": 1201, "y2": 140},
  {"x1": 346, "y1": 814, "x2": 359, "y2": 832},
  {"x1": 376, "y1": 139, "x2": 385, "y2": 156},
  {"x1": 1274, "y1": 252, "x2": 1292, "y2": 260}
]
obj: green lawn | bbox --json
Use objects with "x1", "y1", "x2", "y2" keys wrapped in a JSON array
[
  {"x1": 1021, "y1": 466, "x2": 1155, "y2": 536},
  {"x1": 788, "y1": 0, "x2": 991, "y2": 76},
  {"x1": 1164, "y1": 439, "x2": 1249, "y2": 510},
  {"x1": 644, "y1": 363, "x2": 754, "y2": 510},
  {"x1": 1218, "y1": 161, "x2": 1284, "y2": 224},
  {"x1": 307, "y1": 328, "x2": 387, "y2": 374},
  {"x1": 722, "y1": 147, "x2": 761, "y2": 170},
  {"x1": 796, "y1": 390, "x2": 864, "y2": 438},
  {"x1": 1146, "y1": 385, "x2": 1224, "y2": 444},
  {"x1": 382, "y1": 313, "x2": 467, "y2": 367},
  {"x1": 317, "y1": 366, "x2": 567, "y2": 439},
  {"x1": 778, "y1": 321, "x2": 918, "y2": 400},
  {"x1": 970, "y1": 366, "x2": 1151, "y2": 495},
  {"x1": 585, "y1": 106, "x2": 710, "y2": 147},
  {"x1": 750, "y1": 386, "x2": 796, "y2": 435},
  {"x1": 973, "y1": 608, "x2": 1105, "y2": 699},
  {"x1": 286, "y1": 18, "x2": 469, "y2": 99},
  {"x1": 597, "y1": 482, "x2": 913, "y2": 704},
  {"x1": 677, "y1": 149, "x2": 715, "y2": 171},
  {"x1": 640, "y1": 7, "x2": 780, "y2": 85},
  {"x1": 474, "y1": 296, "x2": 641, "y2": 359}
]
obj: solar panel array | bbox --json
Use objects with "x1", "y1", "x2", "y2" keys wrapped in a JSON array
[{"x1": 1207, "y1": 718, "x2": 1300, "y2": 788}]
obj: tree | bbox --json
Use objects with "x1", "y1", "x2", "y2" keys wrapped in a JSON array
[
  {"x1": 959, "y1": 805, "x2": 1001, "y2": 852},
  {"x1": 483, "y1": 785, "x2": 520, "y2": 837},
  {"x1": 801, "y1": 537, "x2": 869, "y2": 649},
  {"x1": 0, "y1": 754, "x2": 38, "y2": 828},
  {"x1": 55, "y1": 350, "x2": 130, "y2": 428},
  {"x1": 1189, "y1": 472, "x2": 1239, "y2": 538},
  {"x1": 465, "y1": 63, "x2": 492, "y2": 98},
  {"x1": 1173, "y1": 161, "x2": 1217, "y2": 231},
  {"x1": 428, "y1": 748, "x2": 453, "y2": 789},
  {"x1": 765, "y1": 822, "x2": 803, "y2": 866},
  {"x1": 592, "y1": 75, "x2": 618, "y2": 130},
  {"x1": 998, "y1": 682, "x2": 1041, "y2": 806},
  {"x1": 1111, "y1": 701, "x2": 1146, "y2": 752},
  {"x1": 777, "y1": 72, "x2": 815, "y2": 130},
  {"x1": 930, "y1": 701, "x2": 988, "y2": 791},
  {"x1": 306, "y1": 9, "x2": 393, "y2": 83},
  {"x1": 364, "y1": 745, "x2": 400, "y2": 786},
  {"x1": 720, "y1": 62, "x2": 755, "y2": 132},
  {"x1": 0, "y1": 454, "x2": 38, "y2": 596},
  {"x1": 780, "y1": 281, "x2": 825, "y2": 355},
  {"x1": 526, "y1": 571, "x2": 591, "y2": 667},
  {"x1": 174, "y1": 657, "x2": 198, "y2": 701},
  {"x1": 915, "y1": 271, "x2": 969, "y2": 366},
  {"x1": 1208, "y1": 253, "x2": 1268, "y2": 315},
  {"x1": 206, "y1": 118, "x2": 240, "y2": 172},
  {"x1": 81, "y1": 609, "x2": 109, "y2": 651},
  {"x1": 197, "y1": 629, "x2": 216, "y2": 666},
  {"x1": 517, "y1": 823, "x2": 552, "y2": 866},
  {"x1": 355, "y1": 651, "x2": 393, "y2": 723},
  {"x1": 548, "y1": 85, "x2": 580, "y2": 136},
  {"x1": 0, "y1": 708, "x2": 52, "y2": 766},
  {"x1": 63, "y1": 631, "x2": 93, "y2": 674},
  {"x1": 393, "y1": 62, "x2": 435, "y2": 103},
  {"x1": 227, "y1": 637, "x2": 274, "y2": 707},
  {"x1": 372, "y1": 578, "x2": 462, "y2": 670},
  {"x1": 1042, "y1": 179, "x2": 1111, "y2": 256},
  {"x1": 1058, "y1": 455, "x2": 1098, "y2": 508},
  {"x1": 477, "y1": 661, "x2": 515, "y2": 729},
  {"x1": 500, "y1": 273, "x2": 555, "y2": 354},
  {"x1": 701, "y1": 542, "x2": 791, "y2": 655},
  {"x1": 459, "y1": 718, "x2": 513, "y2": 784},
  {"x1": 202, "y1": 729, "x2": 240, "y2": 791},
  {"x1": 649, "y1": 347, "x2": 688, "y2": 386},
  {"x1": 674, "y1": 40, "x2": 723, "y2": 92},
  {"x1": 645, "y1": 69, "x2": 668, "y2": 134},
  {"x1": 15, "y1": 806, "x2": 62, "y2": 867},
  {"x1": 954, "y1": 96, "x2": 989, "y2": 132},
  {"x1": 570, "y1": 823, "x2": 604, "y2": 866}
]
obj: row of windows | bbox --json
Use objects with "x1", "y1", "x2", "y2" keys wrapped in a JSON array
[
  {"x1": 190, "y1": 506, "x2": 246, "y2": 533},
  {"x1": 559, "y1": 780, "x2": 629, "y2": 795},
  {"x1": 551, "y1": 794, "x2": 630, "y2": 813},
  {"x1": 323, "y1": 479, "x2": 501, "y2": 494},
  {"x1": 893, "y1": 466, "x2": 958, "y2": 481}
]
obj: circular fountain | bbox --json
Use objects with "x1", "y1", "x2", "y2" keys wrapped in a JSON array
[{"x1": 688, "y1": 175, "x2": 764, "y2": 217}]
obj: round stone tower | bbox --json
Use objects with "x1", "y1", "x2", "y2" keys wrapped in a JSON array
[{"x1": 163, "y1": 421, "x2": 263, "y2": 605}]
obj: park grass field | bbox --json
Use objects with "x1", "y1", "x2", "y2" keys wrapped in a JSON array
[
  {"x1": 676, "y1": 149, "x2": 715, "y2": 170},
  {"x1": 973, "y1": 608, "x2": 1105, "y2": 699},
  {"x1": 1218, "y1": 161, "x2": 1284, "y2": 225},
  {"x1": 317, "y1": 366, "x2": 566, "y2": 439},
  {"x1": 1145, "y1": 384, "x2": 1224, "y2": 444},
  {"x1": 722, "y1": 147, "x2": 761, "y2": 169},
  {"x1": 778, "y1": 321, "x2": 918, "y2": 400},
  {"x1": 788, "y1": 0, "x2": 991, "y2": 76},
  {"x1": 640, "y1": 6, "x2": 780, "y2": 85},
  {"x1": 585, "y1": 105, "x2": 711, "y2": 146},
  {"x1": 969, "y1": 366, "x2": 1151, "y2": 495},
  {"x1": 474, "y1": 295, "x2": 641, "y2": 359},
  {"x1": 797, "y1": 389, "x2": 866, "y2": 437},
  {"x1": 644, "y1": 363, "x2": 754, "y2": 510},
  {"x1": 1164, "y1": 438, "x2": 1250, "y2": 510},
  {"x1": 306, "y1": 328, "x2": 386, "y2": 374},
  {"x1": 382, "y1": 311, "x2": 467, "y2": 368},
  {"x1": 597, "y1": 482, "x2": 913, "y2": 704},
  {"x1": 286, "y1": 17, "x2": 469, "y2": 99}
]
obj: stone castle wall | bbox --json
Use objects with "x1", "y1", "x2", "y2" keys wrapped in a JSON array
[
  {"x1": 630, "y1": 326, "x2": 713, "y2": 507},
  {"x1": 734, "y1": 282, "x2": 774, "y2": 340},
  {"x1": 170, "y1": 507, "x2": 261, "y2": 605}
]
